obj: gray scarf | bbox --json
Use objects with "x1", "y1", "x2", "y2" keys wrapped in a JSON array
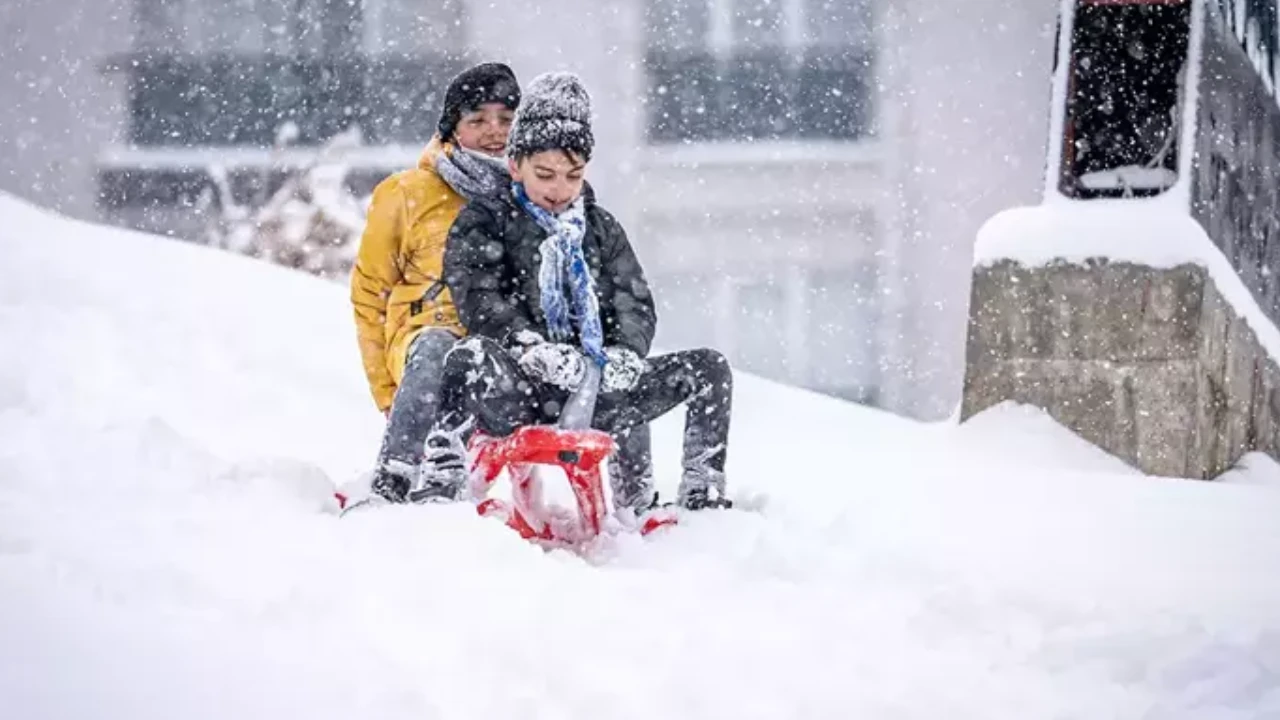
[{"x1": 434, "y1": 146, "x2": 510, "y2": 200}]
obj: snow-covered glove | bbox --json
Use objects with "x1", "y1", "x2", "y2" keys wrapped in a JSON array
[
  {"x1": 508, "y1": 329, "x2": 546, "y2": 351},
  {"x1": 517, "y1": 341, "x2": 587, "y2": 391},
  {"x1": 601, "y1": 346, "x2": 645, "y2": 393}
]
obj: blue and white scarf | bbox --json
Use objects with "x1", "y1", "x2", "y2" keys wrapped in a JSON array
[{"x1": 512, "y1": 182, "x2": 607, "y2": 368}]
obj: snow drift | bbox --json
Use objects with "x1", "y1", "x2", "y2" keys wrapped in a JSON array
[{"x1": 1, "y1": 193, "x2": 1279, "y2": 719}]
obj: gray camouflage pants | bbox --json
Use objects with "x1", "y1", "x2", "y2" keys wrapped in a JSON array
[{"x1": 376, "y1": 328, "x2": 462, "y2": 471}]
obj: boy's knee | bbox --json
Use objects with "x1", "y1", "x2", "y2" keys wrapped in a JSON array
[
  {"x1": 692, "y1": 348, "x2": 732, "y2": 382},
  {"x1": 406, "y1": 329, "x2": 461, "y2": 373},
  {"x1": 413, "y1": 329, "x2": 460, "y2": 356},
  {"x1": 444, "y1": 335, "x2": 499, "y2": 366}
]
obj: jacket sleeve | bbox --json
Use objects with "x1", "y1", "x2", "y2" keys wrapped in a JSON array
[
  {"x1": 596, "y1": 211, "x2": 657, "y2": 356},
  {"x1": 444, "y1": 201, "x2": 537, "y2": 344},
  {"x1": 349, "y1": 178, "x2": 404, "y2": 411}
]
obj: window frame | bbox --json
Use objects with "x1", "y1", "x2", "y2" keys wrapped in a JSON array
[{"x1": 118, "y1": 0, "x2": 465, "y2": 148}]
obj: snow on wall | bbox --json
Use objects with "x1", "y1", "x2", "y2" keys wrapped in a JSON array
[
  {"x1": 980, "y1": 0, "x2": 1280, "y2": 365},
  {"x1": 1039, "y1": 0, "x2": 1079, "y2": 203},
  {"x1": 973, "y1": 201, "x2": 1280, "y2": 367}
]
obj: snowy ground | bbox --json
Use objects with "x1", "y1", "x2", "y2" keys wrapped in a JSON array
[{"x1": 2, "y1": 193, "x2": 1279, "y2": 719}]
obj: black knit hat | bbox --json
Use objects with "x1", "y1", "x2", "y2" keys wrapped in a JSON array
[
  {"x1": 508, "y1": 72, "x2": 594, "y2": 162},
  {"x1": 436, "y1": 62, "x2": 521, "y2": 140}
]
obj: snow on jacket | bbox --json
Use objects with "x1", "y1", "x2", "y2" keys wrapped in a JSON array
[
  {"x1": 350, "y1": 135, "x2": 467, "y2": 412},
  {"x1": 443, "y1": 184, "x2": 657, "y2": 357}
]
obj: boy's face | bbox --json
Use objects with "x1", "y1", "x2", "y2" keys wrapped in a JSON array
[
  {"x1": 509, "y1": 150, "x2": 587, "y2": 214},
  {"x1": 453, "y1": 103, "x2": 515, "y2": 157}
]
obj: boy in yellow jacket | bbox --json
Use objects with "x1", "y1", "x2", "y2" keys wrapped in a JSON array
[{"x1": 350, "y1": 62, "x2": 520, "y2": 503}]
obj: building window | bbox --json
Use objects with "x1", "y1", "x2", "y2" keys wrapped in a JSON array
[
  {"x1": 1058, "y1": 0, "x2": 1190, "y2": 199},
  {"x1": 135, "y1": 0, "x2": 364, "y2": 55},
  {"x1": 649, "y1": 264, "x2": 880, "y2": 404},
  {"x1": 804, "y1": 265, "x2": 879, "y2": 403},
  {"x1": 122, "y1": 0, "x2": 464, "y2": 147},
  {"x1": 732, "y1": 276, "x2": 792, "y2": 380},
  {"x1": 363, "y1": 0, "x2": 464, "y2": 57},
  {"x1": 644, "y1": 0, "x2": 875, "y2": 144}
]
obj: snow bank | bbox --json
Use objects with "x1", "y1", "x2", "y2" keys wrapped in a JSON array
[
  {"x1": 3, "y1": 193, "x2": 1280, "y2": 719},
  {"x1": 950, "y1": 400, "x2": 1139, "y2": 476},
  {"x1": 973, "y1": 201, "x2": 1280, "y2": 366},
  {"x1": 1218, "y1": 452, "x2": 1280, "y2": 489}
]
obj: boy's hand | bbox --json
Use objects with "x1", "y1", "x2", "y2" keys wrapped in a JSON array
[
  {"x1": 518, "y1": 342, "x2": 586, "y2": 391},
  {"x1": 601, "y1": 347, "x2": 645, "y2": 392},
  {"x1": 508, "y1": 329, "x2": 546, "y2": 350}
]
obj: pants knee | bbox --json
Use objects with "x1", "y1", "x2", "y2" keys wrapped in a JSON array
[
  {"x1": 406, "y1": 329, "x2": 460, "y2": 373},
  {"x1": 443, "y1": 335, "x2": 498, "y2": 370},
  {"x1": 692, "y1": 348, "x2": 732, "y2": 385}
]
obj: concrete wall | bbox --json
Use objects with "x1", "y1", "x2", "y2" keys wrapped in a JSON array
[
  {"x1": 631, "y1": 147, "x2": 884, "y2": 399},
  {"x1": 879, "y1": 0, "x2": 1060, "y2": 419},
  {"x1": 963, "y1": 260, "x2": 1280, "y2": 479},
  {"x1": 0, "y1": 0, "x2": 131, "y2": 220},
  {"x1": 1191, "y1": 5, "x2": 1280, "y2": 331},
  {"x1": 960, "y1": 0, "x2": 1280, "y2": 479}
]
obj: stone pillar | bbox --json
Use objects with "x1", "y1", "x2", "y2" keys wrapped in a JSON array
[
  {"x1": 962, "y1": 258, "x2": 1280, "y2": 478},
  {"x1": 960, "y1": 0, "x2": 1280, "y2": 479}
]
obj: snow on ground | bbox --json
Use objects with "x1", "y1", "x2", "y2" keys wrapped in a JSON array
[
  {"x1": 2, "y1": 193, "x2": 1279, "y2": 719},
  {"x1": 1218, "y1": 452, "x2": 1280, "y2": 490}
]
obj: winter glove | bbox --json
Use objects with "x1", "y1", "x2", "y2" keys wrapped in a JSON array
[
  {"x1": 517, "y1": 341, "x2": 587, "y2": 391},
  {"x1": 508, "y1": 329, "x2": 547, "y2": 351},
  {"x1": 601, "y1": 346, "x2": 645, "y2": 393}
]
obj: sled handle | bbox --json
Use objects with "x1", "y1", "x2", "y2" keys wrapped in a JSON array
[{"x1": 559, "y1": 361, "x2": 601, "y2": 431}]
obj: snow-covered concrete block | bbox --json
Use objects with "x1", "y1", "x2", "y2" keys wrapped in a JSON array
[{"x1": 963, "y1": 254, "x2": 1280, "y2": 479}]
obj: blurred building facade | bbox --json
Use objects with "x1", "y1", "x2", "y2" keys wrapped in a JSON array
[{"x1": 0, "y1": 0, "x2": 1059, "y2": 419}]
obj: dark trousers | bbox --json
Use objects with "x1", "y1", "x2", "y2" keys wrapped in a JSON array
[{"x1": 437, "y1": 337, "x2": 733, "y2": 507}]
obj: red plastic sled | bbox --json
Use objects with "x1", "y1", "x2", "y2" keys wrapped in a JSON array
[{"x1": 468, "y1": 425, "x2": 677, "y2": 545}]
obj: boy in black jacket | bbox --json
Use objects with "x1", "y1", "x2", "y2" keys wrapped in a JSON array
[{"x1": 432, "y1": 72, "x2": 733, "y2": 512}]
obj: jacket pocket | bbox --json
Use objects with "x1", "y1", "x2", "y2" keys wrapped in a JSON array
[
  {"x1": 409, "y1": 280, "x2": 446, "y2": 315},
  {"x1": 388, "y1": 280, "x2": 458, "y2": 328}
]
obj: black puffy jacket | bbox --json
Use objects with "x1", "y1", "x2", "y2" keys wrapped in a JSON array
[{"x1": 443, "y1": 185, "x2": 657, "y2": 356}]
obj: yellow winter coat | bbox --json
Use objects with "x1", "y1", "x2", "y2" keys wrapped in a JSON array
[{"x1": 350, "y1": 136, "x2": 467, "y2": 412}]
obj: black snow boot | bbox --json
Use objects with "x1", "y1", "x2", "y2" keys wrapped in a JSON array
[
  {"x1": 676, "y1": 467, "x2": 732, "y2": 511},
  {"x1": 679, "y1": 487, "x2": 733, "y2": 510},
  {"x1": 407, "y1": 429, "x2": 468, "y2": 503},
  {"x1": 371, "y1": 461, "x2": 413, "y2": 504}
]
